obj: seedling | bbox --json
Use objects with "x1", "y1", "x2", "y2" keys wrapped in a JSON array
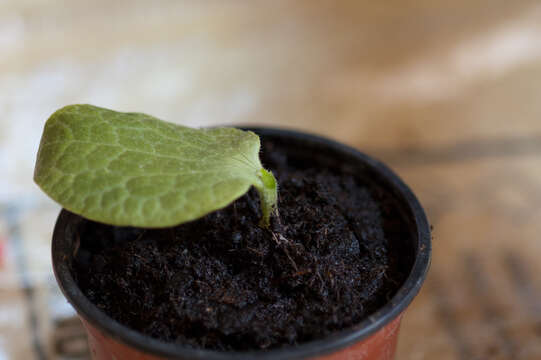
[{"x1": 34, "y1": 104, "x2": 278, "y2": 228}]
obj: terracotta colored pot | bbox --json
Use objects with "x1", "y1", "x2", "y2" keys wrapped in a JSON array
[{"x1": 52, "y1": 128, "x2": 431, "y2": 360}]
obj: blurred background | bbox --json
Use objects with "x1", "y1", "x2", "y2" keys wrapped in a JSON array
[{"x1": 1, "y1": 0, "x2": 541, "y2": 359}]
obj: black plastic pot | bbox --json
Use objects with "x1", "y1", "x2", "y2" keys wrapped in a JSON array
[{"x1": 52, "y1": 127, "x2": 431, "y2": 360}]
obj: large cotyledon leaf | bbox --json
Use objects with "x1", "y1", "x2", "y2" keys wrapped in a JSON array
[{"x1": 34, "y1": 104, "x2": 277, "y2": 228}]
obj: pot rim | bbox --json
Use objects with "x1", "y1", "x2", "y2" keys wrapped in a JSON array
[{"x1": 52, "y1": 126, "x2": 431, "y2": 360}]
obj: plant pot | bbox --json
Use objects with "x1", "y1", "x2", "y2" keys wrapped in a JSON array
[{"x1": 52, "y1": 127, "x2": 431, "y2": 360}]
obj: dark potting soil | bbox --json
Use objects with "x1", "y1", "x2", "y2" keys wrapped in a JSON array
[{"x1": 72, "y1": 138, "x2": 414, "y2": 351}]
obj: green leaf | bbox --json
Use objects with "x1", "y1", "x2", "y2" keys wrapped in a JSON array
[{"x1": 34, "y1": 104, "x2": 277, "y2": 228}]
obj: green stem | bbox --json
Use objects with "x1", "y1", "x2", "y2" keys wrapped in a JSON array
[{"x1": 254, "y1": 168, "x2": 278, "y2": 228}]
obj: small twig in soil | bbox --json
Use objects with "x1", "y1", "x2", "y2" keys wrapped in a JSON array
[
  {"x1": 134, "y1": 230, "x2": 147, "y2": 242},
  {"x1": 271, "y1": 232, "x2": 299, "y2": 272},
  {"x1": 291, "y1": 268, "x2": 312, "y2": 277},
  {"x1": 246, "y1": 247, "x2": 265, "y2": 257}
]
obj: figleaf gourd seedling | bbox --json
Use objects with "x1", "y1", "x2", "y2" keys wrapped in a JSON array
[{"x1": 34, "y1": 104, "x2": 278, "y2": 228}]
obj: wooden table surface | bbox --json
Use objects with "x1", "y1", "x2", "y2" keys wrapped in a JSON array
[{"x1": 1, "y1": 1, "x2": 540, "y2": 359}]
